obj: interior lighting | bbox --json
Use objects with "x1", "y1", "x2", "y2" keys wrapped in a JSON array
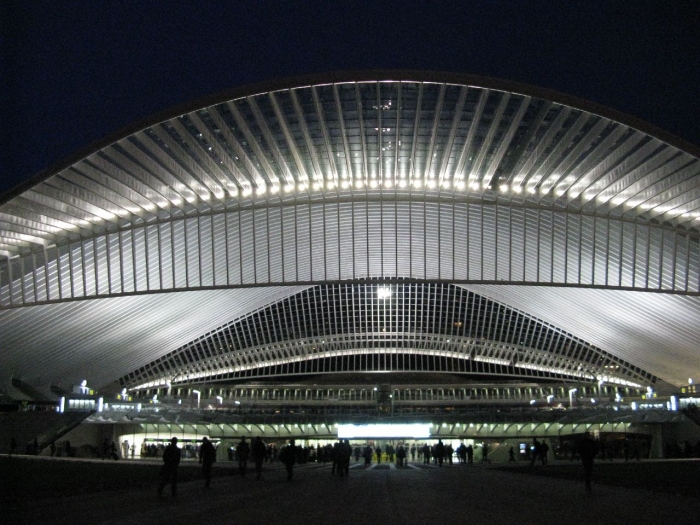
[
  {"x1": 513, "y1": 186, "x2": 522, "y2": 194},
  {"x1": 342, "y1": 180, "x2": 351, "y2": 189},
  {"x1": 192, "y1": 389, "x2": 201, "y2": 409},
  {"x1": 270, "y1": 185, "x2": 279, "y2": 194},
  {"x1": 355, "y1": 180, "x2": 364, "y2": 189},
  {"x1": 441, "y1": 181, "x2": 451, "y2": 189},
  {"x1": 284, "y1": 184, "x2": 295, "y2": 193},
  {"x1": 455, "y1": 181, "x2": 465, "y2": 190},
  {"x1": 298, "y1": 183, "x2": 306, "y2": 191},
  {"x1": 370, "y1": 180, "x2": 378, "y2": 188},
  {"x1": 384, "y1": 180, "x2": 393, "y2": 188},
  {"x1": 256, "y1": 186, "x2": 266, "y2": 195},
  {"x1": 398, "y1": 180, "x2": 407, "y2": 188},
  {"x1": 427, "y1": 180, "x2": 437, "y2": 189},
  {"x1": 327, "y1": 180, "x2": 336, "y2": 189},
  {"x1": 413, "y1": 180, "x2": 422, "y2": 189},
  {"x1": 338, "y1": 424, "x2": 431, "y2": 439},
  {"x1": 471, "y1": 182, "x2": 480, "y2": 190},
  {"x1": 242, "y1": 187, "x2": 252, "y2": 197},
  {"x1": 500, "y1": 184, "x2": 509, "y2": 192},
  {"x1": 377, "y1": 286, "x2": 391, "y2": 299},
  {"x1": 313, "y1": 182, "x2": 322, "y2": 191}
]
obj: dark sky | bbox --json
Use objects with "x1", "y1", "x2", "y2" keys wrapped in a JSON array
[{"x1": 2, "y1": 0, "x2": 699, "y2": 196}]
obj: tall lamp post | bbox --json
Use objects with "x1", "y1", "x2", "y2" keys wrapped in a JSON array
[{"x1": 192, "y1": 389, "x2": 201, "y2": 409}]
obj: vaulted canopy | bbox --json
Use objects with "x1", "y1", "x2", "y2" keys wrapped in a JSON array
[{"x1": 1, "y1": 72, "x2": 699, "y2": 393}]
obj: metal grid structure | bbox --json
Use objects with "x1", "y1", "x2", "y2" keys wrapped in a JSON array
[
  {"x1": 123, "y1": 282, "x2": 650, "y2": 390},
  {"x1": 1, "y1": 72, "x2": 699, "y2": 391}
]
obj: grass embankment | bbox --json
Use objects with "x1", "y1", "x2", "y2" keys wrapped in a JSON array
[{"x1": 497, "y1": 460, "x2": 700, "y2": 498}]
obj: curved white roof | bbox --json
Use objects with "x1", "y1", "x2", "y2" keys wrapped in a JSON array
[{"x1": 1, "y1": 72, "x2": 699, "y2": 391}]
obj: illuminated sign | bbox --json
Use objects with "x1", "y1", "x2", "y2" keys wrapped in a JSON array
[{"x1": 337, "y1": 423, "x2": 431, "y2": 438}]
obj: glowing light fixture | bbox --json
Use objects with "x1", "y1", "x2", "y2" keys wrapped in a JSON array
[
  {"x1": 337, "y1": 424, "x2": 431, "y2": 439},
  {"x1": 377, "y1": 286, "x2": 391, "y2": 299},
  {"x1": 192, "y1": 389, "x2": 201, "y2": 409}
]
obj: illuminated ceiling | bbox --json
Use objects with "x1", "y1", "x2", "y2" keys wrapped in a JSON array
[{"x1": 1, "y1": 72, "x2": 699, "y2": 392}]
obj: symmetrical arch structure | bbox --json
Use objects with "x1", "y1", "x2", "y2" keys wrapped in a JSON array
[
  {"x1": 124, "y1": 282, "x2": 651, "y2": 390},
  {"x1": 1, "y1": 71, "x2": 699, "y2": 395}
]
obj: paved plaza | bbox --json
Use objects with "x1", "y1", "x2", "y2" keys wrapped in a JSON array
[{"x1": 7, "y1": 459, "x2": 700, "y2": 525}]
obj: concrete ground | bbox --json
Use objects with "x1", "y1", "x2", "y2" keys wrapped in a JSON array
[{"x1": 7, "y1": 459, "x2": 700, "y2": 525}]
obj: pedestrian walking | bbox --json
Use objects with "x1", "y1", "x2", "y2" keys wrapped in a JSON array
[
  {"x1": 578, "y1": 432, "x2": 599, "y2": 492},
  {"x1": 251, "y1": 437, "x2": 267, "y2": 480},
  {"x1": 199, "y1": 437, "x2": 216, "y2": 488},
  {"x1": 237, "y1": 436, "x2": 250, "y2": 477},
  {"x1": 279, "y1": 439, "x2": 297, "y2": 481},
  {"x1": 157, "y1": 437, "x2": 181, "y2": 497}
]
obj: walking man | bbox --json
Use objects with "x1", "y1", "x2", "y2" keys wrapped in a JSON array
[
  {"x1": 199, "y1": 437, "x2": 216, "y2": 488},
  {"x1": 279, "y1": 439, "x2": 297, "y2": 481},
  {"x1": 251, "y1": 436, "x2": 267, "y2": 480},
  {"x1": 237, "y1": 436, "x2": 250, "y2": 477},
  {"x1": 157, "y1": 437, "x2": 181, "y2": 497},
  {"x1": 578, "y1": 432, "x2": 599, "y2": 492}
]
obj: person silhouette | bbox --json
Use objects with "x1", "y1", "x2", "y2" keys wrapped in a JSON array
[
  {"x1": 199, "y1": 437, "x2": 216, "y2": 488},
  {"x1": 251, "y1": 437, "x2": 267, "y2": 480},
  {"x1": 280, "y1": 439, "x2": 297, "y2": 481},
  {"x1": 578, "y1": 432, "x2": 599, "y2": 492},
  {"x1": 157, "y1": 437, "x2": 181, "y2": 497},
  {"x1": 237, "y1": 437, "x2": 250, "y2": 477},
  {"x1": 435, "y1": 439, "x2": 445, "y2": 467}
]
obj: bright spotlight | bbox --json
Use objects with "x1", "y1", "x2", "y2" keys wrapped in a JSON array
[{"x1": 377, "y1": 286, "x2": 391, "y2": 300}]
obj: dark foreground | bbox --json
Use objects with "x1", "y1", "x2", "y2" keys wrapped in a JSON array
[{"x1": 3, "y1": 457, "x2": 699, "y2": 525}]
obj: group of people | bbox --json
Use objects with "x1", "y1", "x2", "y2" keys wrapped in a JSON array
[
  {"x1": 158, "y1": 436, "x2": 300, "y2": 496},
  {"x1": 154, "y1": 433, "x2": 608, "y2": 496},
  {"x1": 528, "y1": 438, "x2": 550, "y2": 466}
]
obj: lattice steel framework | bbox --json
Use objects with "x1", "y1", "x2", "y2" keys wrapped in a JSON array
[
  {"x1": 1, "y1": 73, "x2": 699, "y2": 390},
  {"x1": 122, "y1": 282, "x2": 651, "y2": 390},
  {"x1": 2, "y1": 75, "x2": 700, "y2": 307}
]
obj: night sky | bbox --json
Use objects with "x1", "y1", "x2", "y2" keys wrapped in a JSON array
[{"x1": 2, "y1": 0, "x2": 699, "y2": 196}]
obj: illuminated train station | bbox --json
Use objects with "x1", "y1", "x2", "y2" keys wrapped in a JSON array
[{"x1": 2, "y1": 72, "x2": 700, "y2": 461}]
